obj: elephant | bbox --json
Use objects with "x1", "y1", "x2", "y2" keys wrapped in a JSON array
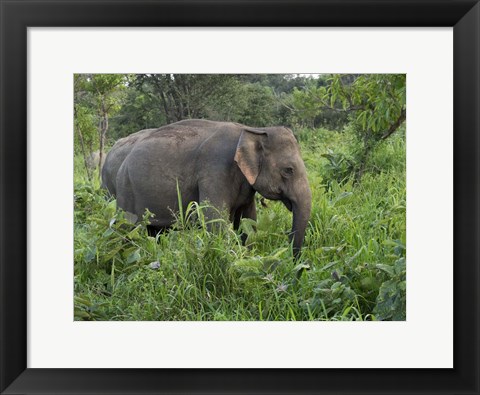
[
  {"x1": 102, "y1": 119, "x2": 312, "y2": 256},
  {"x1": 86, "y1": 150, "x2": 106, "y2": 171}
]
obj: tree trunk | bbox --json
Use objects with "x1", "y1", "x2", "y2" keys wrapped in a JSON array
[
  {"x1": 75, "y1": 121, "x2": 92, "y2": 182},
  {"x1": 355, "y1": 110, "x2": 405, "y2": 184},
  {"x1": 354, "y1": 156, "x2": 367, "y2": 184},
  {"x1": 381, "y1": 108, "x2": 406, "y2": 140},
  {"x1": 354, "y1": 141, "x2": 373, "y2": 184},
  {"x1": 159, "y1": 90, "x2": 172, "y2": 124},
  {"x1": 74, "y1": 106, "x2": 92, "y2": 181},
  {"x1": 98, "y1": 98, "x2": 108, "y2": 181}
]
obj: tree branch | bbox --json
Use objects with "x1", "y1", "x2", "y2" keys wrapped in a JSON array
[
  {"x1": 319, "y1": 101, "x2": 365, "y2": 113},
  {"x1": 381, "y1": 108, "x2": 406, "y2": 140}
]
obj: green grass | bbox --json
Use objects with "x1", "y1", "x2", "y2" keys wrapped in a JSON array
[{"x1": 74, "y1": 127, "x2": 406, "y2": 321}]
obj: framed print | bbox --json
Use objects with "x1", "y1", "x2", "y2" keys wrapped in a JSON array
[{"x1": 1, "y1": 1, "x2": 479, "y2": 394}]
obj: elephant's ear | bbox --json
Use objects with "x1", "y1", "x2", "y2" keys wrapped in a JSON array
[{"x1": 234, "y1": 128, "x2": 267, "y2": 185}]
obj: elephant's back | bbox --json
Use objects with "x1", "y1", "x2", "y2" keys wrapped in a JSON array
[
  {"x1": 124, "y1": 119, "x2": 244, "y2": 168},
  {"x1": 116, "y1": 120, "x2": 241, "y2": 221},
  {"x1": 121, "y1": 122, "x2": 215, "y2": 178},
  {"x1": 137, "y1": 120, "x2": 218, "y2": 147}
]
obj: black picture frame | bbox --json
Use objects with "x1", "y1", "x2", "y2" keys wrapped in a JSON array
[{"x1": 1, "y1": 1, "x2": 479, "y2": 394}]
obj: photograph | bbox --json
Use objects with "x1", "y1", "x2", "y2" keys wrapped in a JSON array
[
  {"x1": 2, "y1": 0, "x2": 479, "y2": 391},
  {"x1": 74, "y1": 73, "x2": 406, "y2": 321}
]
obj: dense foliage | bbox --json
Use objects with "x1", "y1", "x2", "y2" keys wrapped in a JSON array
[{"x1": 74, "y1": 74, "x2": 406, "y2": 321}]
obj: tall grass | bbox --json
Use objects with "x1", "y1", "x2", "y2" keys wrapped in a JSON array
[{"x1": 74, "y1": 127, "x2": 406, "y2": 321}]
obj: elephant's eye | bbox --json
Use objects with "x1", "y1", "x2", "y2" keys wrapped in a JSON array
[{"x1": 281, "y1": 167, "x2": 294, "y2": 178}]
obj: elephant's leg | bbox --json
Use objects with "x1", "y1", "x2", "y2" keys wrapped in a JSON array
[
  {"x1": 198, "y1": 176, "x2": 254, "y2": 234},
  {"x1": 233, "y1": 200, "x2": 257, "y2": 229},
  {"x1": 233, "y1": 200, "x2": 257, "y2": 245},
  {"x1": 147, "y1": 225, "x2": 168, "y2": 238},
  {"x1": 198, "y1": 189, "x2": 229, "y2": 232}
]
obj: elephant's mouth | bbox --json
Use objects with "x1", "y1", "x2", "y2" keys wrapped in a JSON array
[
  {"x1": 259, "y1": 192, "x2": 292, "y2": 212},
  {"x1": 281, "y1": 198, "x2": 293, "y2": 212}
]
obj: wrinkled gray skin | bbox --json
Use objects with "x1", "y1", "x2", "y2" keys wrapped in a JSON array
[{"x1": 102, "y1": 119, "x2": 312, "y2": 256}]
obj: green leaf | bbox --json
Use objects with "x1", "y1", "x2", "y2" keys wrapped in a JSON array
[
  {"x1": 84, "y1": 246, "x2": 96, "y2": 263},
  {"x1": 102, "y1": 227, "x2": 114, "y2": 237},
  {"x1": 126, "y1": 248, "x2": 141, "y2": 264},
  {"x1": 320, "y1": 261, "x2": 337, "y2": 271},
  {"x1": 293, "y1": 263, "x2": 310, "y2": 273},
  {"x1": 375, "y1": 263, "x2": 395, "y2": 276}
]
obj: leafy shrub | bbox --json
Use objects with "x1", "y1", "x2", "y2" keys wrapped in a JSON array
[{"x1": 373, "y1": 241, "x2": 406, "y2": 321}]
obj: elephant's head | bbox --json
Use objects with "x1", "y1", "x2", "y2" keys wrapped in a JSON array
[{"x1": 234, "y1": 126, "x2": 312, "y2": 257}]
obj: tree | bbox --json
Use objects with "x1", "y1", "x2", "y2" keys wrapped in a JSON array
[
  {"x1": 234, "y1": 83, "x2": 278, "y2": 126},
  {"x1": 109, "y1": 82, "x2": 167, "y2": 141},
  {"x1": 87, "y1": 74, "x2": 128, "y2": 179},
  {"x1": 325, "y1": 74, "x2": 406, "y2": 182},
  {"x1": 74, "y1": 75, "x2": 97, "y2": 181},
  {"x1": 135, "y1": 74, "x2": 243, "y2": 123},
  {"x1": 289, "y1": 81, "x2": 324, "y2": 128},
  {"x1": 287, "y1": 74, "x2": 406, "y2": 182},
  {"x1": 238, "y1": 74, "x2": 309, "y2": 94}
]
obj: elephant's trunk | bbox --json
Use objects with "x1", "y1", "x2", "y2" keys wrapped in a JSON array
[{"x1": 289, "y1": 181, "x2": 312, "y2": 258}]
